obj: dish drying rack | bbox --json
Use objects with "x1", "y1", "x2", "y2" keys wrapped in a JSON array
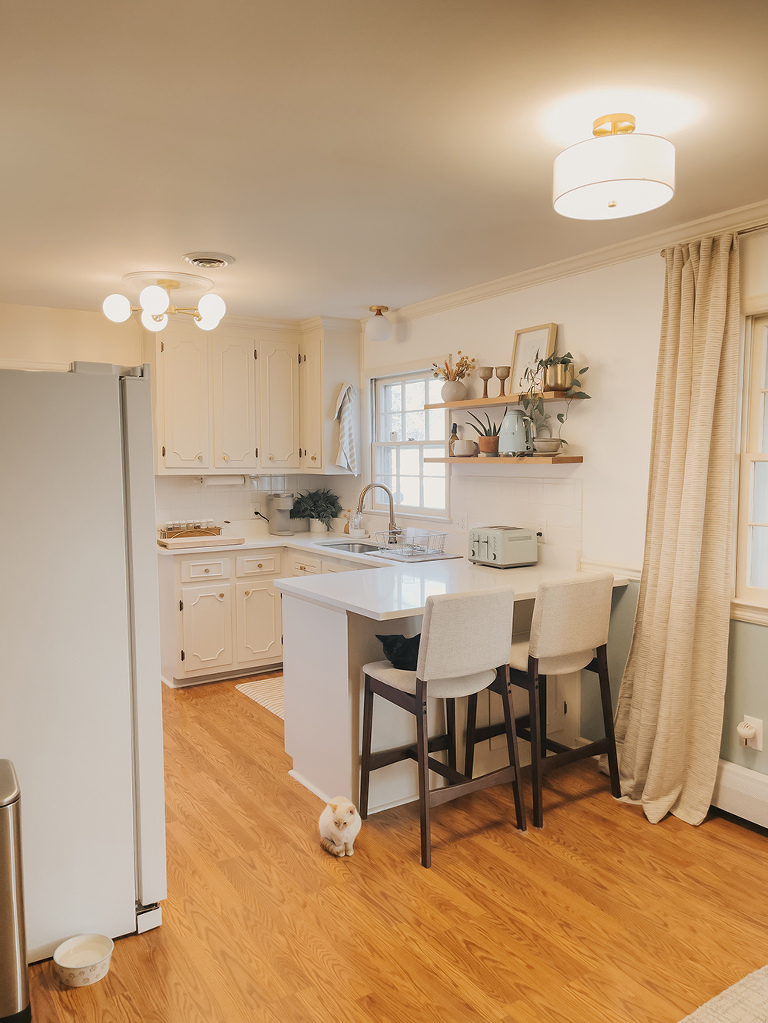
[{"x1": 374, "y1": 529, "x2": 448, "y2": 558}]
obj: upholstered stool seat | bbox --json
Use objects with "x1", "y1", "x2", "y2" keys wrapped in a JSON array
[
  {"x1": 466, "y1": 573, "x2": 621, "y2": 828},
  {"x1": 359, "y1": 588, "x2": 526, "y2": 868}
]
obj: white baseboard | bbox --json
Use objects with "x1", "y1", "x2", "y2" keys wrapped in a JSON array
[{"x1": 711, "y1": 759, "x2": 768, "y2": 828}]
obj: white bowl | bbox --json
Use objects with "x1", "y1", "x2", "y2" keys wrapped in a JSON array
[
  {"x1": 533, "y1": 438, "x2": 562, "y2": 453},
  {"x1": 53, "y1": 934, "x2": 113, "y2": 988}
]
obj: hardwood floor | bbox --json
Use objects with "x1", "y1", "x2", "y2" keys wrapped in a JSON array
[{"x1": 30, "y1": 677, "x2": 768, "y2": 1023}]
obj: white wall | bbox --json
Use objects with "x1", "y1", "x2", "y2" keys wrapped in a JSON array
[
  {"x1": 365, "y1": 253, "x2": 665, "y2": 569},
  {"x1": 0, "y1": 303, "x2": 141, "y2": 367}
]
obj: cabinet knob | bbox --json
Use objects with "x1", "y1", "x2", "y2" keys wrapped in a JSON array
[
  {"x1": 223, "y1": 454, "x2": 229, "y2": 461},
  {"x1": 245, "y1": 590, "x2": 251, "y2": 596},
  {"x1": 269, "y1": 455, "x2": 274, "y2": 461},
  {"x1": 204, "y1": 568, "x2": 210, "y2": 573},
  {"x1": 219, "y1": 593, "x2": 224, "y2": 598},
  {"x1": 311, "y1": 455, "x2": 317, "y2": 461},
  {"x1": 198, "y1": 455, "x2": 203, "y2": 461},
  {"x1": 257, "y1": 563, "x2": 263, "y2": 568}
]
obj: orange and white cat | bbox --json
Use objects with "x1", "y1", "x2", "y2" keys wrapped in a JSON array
[{"x1": 319, "y1": 797, "x2": 361, "y2": 857}]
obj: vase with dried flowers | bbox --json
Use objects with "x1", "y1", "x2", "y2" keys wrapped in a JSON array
[{"x1": 431, "y1": 352, "x2": 476, "y2": 402}]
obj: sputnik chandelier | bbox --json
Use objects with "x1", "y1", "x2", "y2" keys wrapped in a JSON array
[{"x1": 102, "y1": 270, "x2": 227, "y2": 332}]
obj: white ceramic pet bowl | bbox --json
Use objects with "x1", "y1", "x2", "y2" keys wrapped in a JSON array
[{"x1": 53, "y1": 934, "x2": 113, "y2": 988}]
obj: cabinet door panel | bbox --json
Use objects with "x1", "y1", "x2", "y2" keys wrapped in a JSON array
[
  {"x1": 213, "y1": 337, "x2": 258, "y2": 469},
  {"x1": 260, "y1": 340, "x2": 299, "y2": 468},
  {"x1": 300, "y1": 339, "x2": 323, "y2": 470},
  {"x1": 236, "y1": 582, "x2": 282, "y2": 663},
  {"x1": 181, "y1": 583, "x2": 232, "y2": 672},
  {"x1": 163, "y1": 334, "x2": 210, "y2": 468}
]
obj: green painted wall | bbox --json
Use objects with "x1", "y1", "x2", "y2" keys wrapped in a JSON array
[{"x1": 580, "y1": 586, "x2": 768, "y2": 775}]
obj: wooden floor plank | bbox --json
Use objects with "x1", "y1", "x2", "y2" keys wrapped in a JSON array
[{"x1": 28, "y1": 678, "x2": 768, "y2": 1022}]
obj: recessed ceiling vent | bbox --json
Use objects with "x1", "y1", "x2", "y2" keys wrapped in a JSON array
[{"x1": 182, "y1": 252, "x2": 235, "y2": 269}]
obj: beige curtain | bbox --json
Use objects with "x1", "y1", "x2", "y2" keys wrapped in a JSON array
[{"x1": 613, "y1": 233, "x2": 740, "y2": 825}]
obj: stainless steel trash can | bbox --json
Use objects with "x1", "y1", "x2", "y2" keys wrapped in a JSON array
[{"x1": 0, "y1": 760, "x2": 31, "y2": 1023}]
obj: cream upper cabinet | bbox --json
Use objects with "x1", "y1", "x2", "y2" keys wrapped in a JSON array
[
  {"x1": 212, "y1": 336, "x2": 258, "y2": 470},
  {"x1": 298, "y1": 318, "x2": 361, "y2": 477},
  {"x1": 259, "y1": 338, "x2": 300, "y2": 469},
  {"x1": 162, "y1": 332, "x2": 211, "y2": 469},
  {"x1": 299, "y1": 336, "x2": 323, "y2": 470}
]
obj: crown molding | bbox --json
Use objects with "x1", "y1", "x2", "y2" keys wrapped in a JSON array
[
  {"x1": 393, "y1": 199, "x2": 768, "y2": 323},
  {"x1": 298, "y1": 314, "x2": 362, "y2": 333},
  {"x1": 222, "y1": 314, "x2": 302, "y2": 332}
]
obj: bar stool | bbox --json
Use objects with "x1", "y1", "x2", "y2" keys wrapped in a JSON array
[
  {"x1": 465, "y1": 573, "x2": 621, "y2": 828},
  {"x1": 359, "y1": 588, "x2": 526, "y2": 867}
]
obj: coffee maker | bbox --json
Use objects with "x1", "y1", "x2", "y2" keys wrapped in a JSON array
[{"x1": 266, "y1": 492, "x2": 295, "y2": 536}]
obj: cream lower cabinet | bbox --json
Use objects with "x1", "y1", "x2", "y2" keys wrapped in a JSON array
[{"x1": 161, "y1": 549, "x2": 285, "y2": 687}]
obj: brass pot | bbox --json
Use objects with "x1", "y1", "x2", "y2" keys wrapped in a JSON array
[{"x1": 544, "y1": 364, "x2": 573, "y2": 391}]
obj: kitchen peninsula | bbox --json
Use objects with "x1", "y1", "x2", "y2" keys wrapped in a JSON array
[{"x1": 274, "y1": 559, "x2": 629, "y2": 813}]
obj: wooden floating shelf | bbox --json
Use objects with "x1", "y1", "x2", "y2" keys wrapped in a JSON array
[
  {"x1": 425, "y1": 455, "x2": 583, "y2": 465},
  {"x1": 424, "y1": 391, "x2": 576, "y2": 411}
]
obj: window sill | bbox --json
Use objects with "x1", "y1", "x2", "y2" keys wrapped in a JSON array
[
  {"x1": 731, "y1": 600, "x2": 768, "y2": 626},
  {"x1": 367, "y1": 508, "x2": 451, "y2": 524}
]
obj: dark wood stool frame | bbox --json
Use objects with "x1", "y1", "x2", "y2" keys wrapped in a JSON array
[
  {"x1": 465, "y1": 646, "x2": 621, "y2": 828},
  {"x1": 360, "y1": 664, "x2": 527, "y2": 868}
]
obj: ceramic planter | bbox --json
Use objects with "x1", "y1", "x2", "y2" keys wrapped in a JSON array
[
  {"x1": 477, "y1": 435, "x2": 499, "y2": 456},
  {"x1": 441, "y1": 380, "x2": 467, "y2": 402},
  {"x1": 309, "y1": 518, "x2": 328, "y2": 533}
]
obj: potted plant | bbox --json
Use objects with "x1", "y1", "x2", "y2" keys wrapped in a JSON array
[
  {"x1": 290, "y1": 488, "x2": 343, "y2": 532},
  {"x1": 520, "y1": 351, "x2": 590, "y2": 452},
  {"x1": 431, "y1": 352, "x2": 477, "y2": 402},
  {"x1": 466, "y1": 411, "x2": 501, "y2": 455}
]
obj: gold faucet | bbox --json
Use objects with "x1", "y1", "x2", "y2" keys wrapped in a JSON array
[{"x1": 357, "y1": 483, "x2": 401, "y2": 541}]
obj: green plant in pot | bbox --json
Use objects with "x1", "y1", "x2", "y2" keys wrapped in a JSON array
[
  {"x1": 520, "y1": 351, "x2": 590, "y2": 452},
  {"x1": 290, "y1": 488, "x2": 342, "y2": 532},
  {"x1": 466, "y1": 411, "x2": 501, "y2": 456}
]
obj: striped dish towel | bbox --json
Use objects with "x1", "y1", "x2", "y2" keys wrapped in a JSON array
[{"x1": 333, "y1": 382, "x2": 358, "y2": 475}]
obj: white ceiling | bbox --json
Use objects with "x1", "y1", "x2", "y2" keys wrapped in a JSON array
[{"x1": 2, "y1": 0, "x2": 768, "y2": 320}]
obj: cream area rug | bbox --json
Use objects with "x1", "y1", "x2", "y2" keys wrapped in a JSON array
[
  {"x1": 235, "y1": 676, "x2": 284, "y2": 719},
  {"x1": 680, "y1": 965, "x2": 768, "y2": 1021}
]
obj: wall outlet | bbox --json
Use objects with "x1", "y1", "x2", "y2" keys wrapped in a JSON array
[
  {"x1": 534, "y1": 520, "x2": 547, "y2": 544},
  {"x1": 744, "y1": 715, "x2": 764, "y2": 751},
  {"x1": 454, "y1": 512, "x2": 467, "y2": 531}
]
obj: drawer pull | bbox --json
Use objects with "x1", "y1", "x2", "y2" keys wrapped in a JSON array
[
  {"x1": 257, "y1": 563, "x2": 263, "y2": 569},
  {"x1": 219, "y1": 592, "x2": 224, "y2": 598},
  {"x1": 204, "y1": 568, "x2": 210, "y2": 573}
]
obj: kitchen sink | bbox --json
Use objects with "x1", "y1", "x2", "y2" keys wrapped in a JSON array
[{"x1": 318, "y1": 541, "x2": 379, "y2": 553}]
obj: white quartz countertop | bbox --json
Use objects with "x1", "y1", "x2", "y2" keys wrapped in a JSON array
[
  {"x1": 155, "y1": 529, "x2": 396, "y2": 566},
  {"x1": 273, "y1": 558, "x2": 629, "y2": 621}
]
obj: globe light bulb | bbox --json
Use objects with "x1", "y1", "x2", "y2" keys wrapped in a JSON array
[
  {"x1": 195, "y1": 311, "x2": 221, "y2": 331},
  {"x1": 365, "y1": 310, "x2": 392, "y2": 342},
  {"x1": 197, "y1": 293, "x2": 226, "y2": 321},
  {"x1": 141, "y1": 309, "x2": 167, "y2": 332},
  {"x1": 102, "y1": 294, "x2": 132, "y2": 323},
  {"x1": 139, "y1": 285, "x2": 170, "y2": 315}
]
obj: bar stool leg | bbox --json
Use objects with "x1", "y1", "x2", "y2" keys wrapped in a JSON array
[
  {"x1": 464, "y1": 692, "x2": 478, "y2": 778},
  {"x1": 445, "y1": 698, "x2": 456, "y2": 772},
  {"x1": 527, "y1": 657, "x2": 544, "y2": 829},
  {"x1": 359, "y1": 675, "x2": 374, "y2": 819},
  {"x1": 415, "y1": 678, "x2": 431, "y2": 868},
  {"x1": 596, "y1": 645, "x2": 621, "y2": 798},
  {"x1": 500, "y1": 666, "x2": 526, "y2": 831}
]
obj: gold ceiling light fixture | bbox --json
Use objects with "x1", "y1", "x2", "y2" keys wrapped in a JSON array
[
  {"x1": 365, "y1": 305, "x2": 392, "y2": 342},
  {"x1": 102, "y1": 270, "x2": 227, "y2": 332},
  {"x1": 553, "y1": 112, "x2": 675, "y2": 220}
]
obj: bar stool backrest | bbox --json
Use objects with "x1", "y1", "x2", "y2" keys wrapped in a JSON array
[
  {"x1": 528, "y1": 573, "x2": 613, "y2": 665},
  {"x1": 417, "y1": 588, "x2": 515, "y2": 682}
]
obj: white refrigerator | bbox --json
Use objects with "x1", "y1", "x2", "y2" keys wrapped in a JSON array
[{"x1": 0, "y1": 362, "x2": 167, "y2": 962}]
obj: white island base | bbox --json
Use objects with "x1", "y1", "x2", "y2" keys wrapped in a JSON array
[{"x1": 277, "y1": 558, "x2": 613, "y2": 813}]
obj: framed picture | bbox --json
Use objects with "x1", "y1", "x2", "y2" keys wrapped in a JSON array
[{"x1": 510, "y1": 322, "x2": 558, "y2": 393}]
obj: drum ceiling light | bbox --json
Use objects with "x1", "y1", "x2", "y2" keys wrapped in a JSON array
[
  {"x1": 102, "y1": 271, "x2": 227, "y2": 332},
  {"x1": 553, "y1": 113, "x2": 675, "y2": 220}
]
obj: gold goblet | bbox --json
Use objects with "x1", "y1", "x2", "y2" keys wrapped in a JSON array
[
  {"x1": 478, "y1": 366, "x2": 494, "y2": 399},
  {"x1": 495, "y1": 366, "x2": 510, "y2": 397}
]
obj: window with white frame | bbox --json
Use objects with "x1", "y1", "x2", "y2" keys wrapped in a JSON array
[
  {"x1": 371, "y1": 371, "x2": 448, "y2": 515},
  {"x1": 736, "y1": 314, "x2": 768, "y2": 605}
]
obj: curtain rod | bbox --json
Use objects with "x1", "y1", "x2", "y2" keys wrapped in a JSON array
[{"x1": 659, "y1": 221, "x2": 768, "y2": 256}]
